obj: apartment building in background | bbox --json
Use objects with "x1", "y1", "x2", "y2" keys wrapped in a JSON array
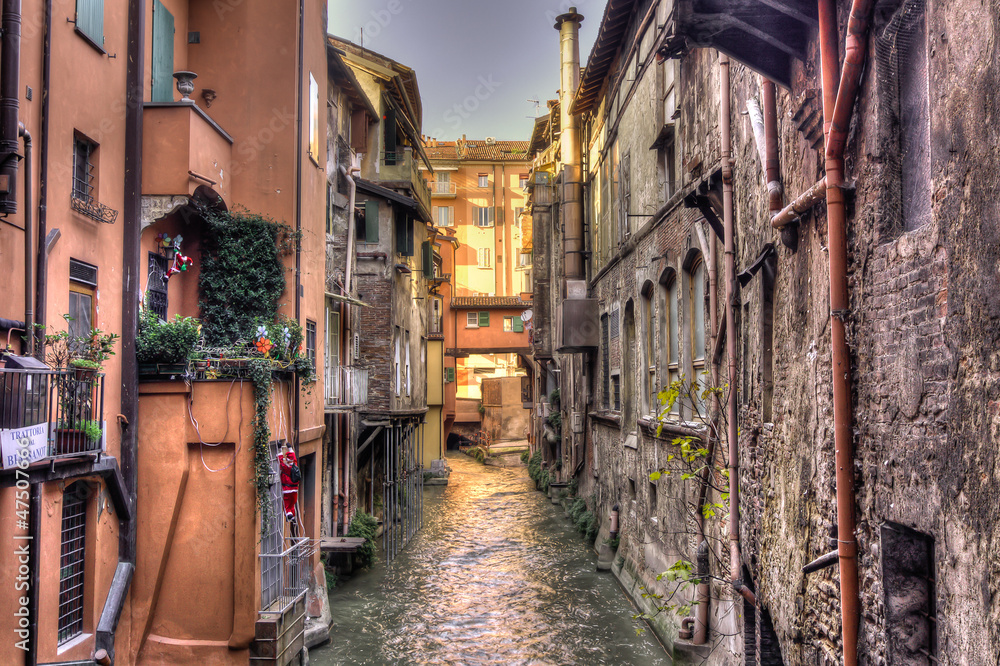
[{"x1": 422, "y1": 138, "x2": 533, "y2": 443}]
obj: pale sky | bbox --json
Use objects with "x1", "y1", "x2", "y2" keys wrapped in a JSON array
[{"x1": 327, "y1": 0, "x2": 603, "y2": 142}]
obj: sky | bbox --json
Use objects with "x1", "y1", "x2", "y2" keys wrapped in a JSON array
[{"x1": 327, "y1": 0, "x2": 603, "y2": 142}]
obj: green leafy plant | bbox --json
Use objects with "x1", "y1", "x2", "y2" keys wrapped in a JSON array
[
  {"x1": 347, "y1": 511, "x2": 379, "y2": 570},
  {"x1": 136, "y1": 307, "x2": 201, "y2": 365},
  {"x1": 69, "y1": 359, "x2": 100, "y2": 370},
  {"x1": 520, "y1": 450, "x2": 530, "y2": 464}
]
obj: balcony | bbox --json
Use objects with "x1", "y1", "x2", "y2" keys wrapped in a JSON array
[
  {"x1": 429, "y1": 181, "x2": 457, "y2": 197},
  {"x1": 142, "y1": 102, "x2": 233, "y2": 201},
  {"x1": 0, "y1": 368, "x2": 106, "y2": 468},
  {"x1": 378, "y1": 146, "x2": 431, "y2": 218},
  {"x1": 324, "y1": 366, "x2": 369, "y2": 410}
]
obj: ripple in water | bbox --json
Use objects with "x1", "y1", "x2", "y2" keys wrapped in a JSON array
[{"x1": 311, "y1": 453, "x2": 670, "y2": 666}]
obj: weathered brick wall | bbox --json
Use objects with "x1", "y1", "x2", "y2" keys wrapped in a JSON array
[{"x1": 357, "y1": 274, "x2": 392, "y2": 411}]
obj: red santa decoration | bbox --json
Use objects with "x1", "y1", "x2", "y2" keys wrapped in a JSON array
[{"x1": 278, "y1": 442, "x2": 300, "y2": 527}]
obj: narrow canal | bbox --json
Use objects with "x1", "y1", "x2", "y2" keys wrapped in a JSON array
[{"x1": 312, "y1": 452, "x2": 670, "y2": 665}]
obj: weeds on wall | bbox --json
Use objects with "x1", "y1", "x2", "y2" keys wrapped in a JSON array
[{"x1": 347, "y1": 511, "x2": 379, "y2": 570}]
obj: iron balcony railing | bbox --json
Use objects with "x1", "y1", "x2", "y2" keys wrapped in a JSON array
[
  {"x1": 430, "y1": 181, "x2": 457, "y2": 195},
  {"x1": 324, "y1": 365, "x2": 369, "y2": 408},
  {"x1": 259, "y1": 537, "x2": 314, "y2": 615},
  {"x1": 0, "y1": 368, "x2": 106, "y2": 468}
]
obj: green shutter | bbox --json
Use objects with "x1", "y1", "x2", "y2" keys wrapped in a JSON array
[
  {"x1": 479, "y1": 311, "x2": 489, "y2": 327},
  {"x1": 422, "y1": 241, "x2": 432, "y2": 278},
  {"x1": 151, "y1": 0, "x2": 174, "y2": 102},
  {"x1": 406, "y1": 218, "x2": 414, "y2": 256},
  {"x1": 513, "y1": 317, "x2": 524, "y2": 333},
  {"x1": 395, "y1": 215, "x2": 407, "y2": 254},
  {"x1": 445, "y1": 367, "x2": 455, "y2": 383},
  {"x1": 76, "y1": 0, "x2": 105, "y2": 46},
  {"x1": 364, "y1": 201, "x2": 379, "y2": 242},
  {"x1": 383, "y1": 106, "x2": 397, "y2": 163}
]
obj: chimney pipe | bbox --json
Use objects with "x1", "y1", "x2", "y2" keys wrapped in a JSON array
[{"x1": 555, "y1": 6, "x2": 584, "y2": 282}]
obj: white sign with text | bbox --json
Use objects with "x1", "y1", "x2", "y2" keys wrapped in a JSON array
[{"x1": 1, "y1": 423, "x2": 49, "y2": 470}]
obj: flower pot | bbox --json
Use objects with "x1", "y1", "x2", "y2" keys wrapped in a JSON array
[
  {"x1": 156, "y1": 363, "x2": 187, "y2": 376},
  {"x1": 73, "y1": 367, "x2": 98, "y2": 382},
  {"x1": 54, "y1": 429, "x2": 93, "y2": 456},
  {"x1": 138, "y1": 364, "x2": 159, "y2": 376}
]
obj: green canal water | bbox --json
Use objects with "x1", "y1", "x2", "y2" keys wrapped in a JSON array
[{"x1": 311, "y1": 452, "x2": 670, "y2": 665}]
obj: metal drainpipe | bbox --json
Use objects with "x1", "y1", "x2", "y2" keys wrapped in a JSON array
[
  {"x1": 340, "y1": 164, "x2": 359, "y2": 536},
  {"x1": 292, "y1": 0, "x2": 305, "y2": 455},
  {"x1": 555, "y1": 7, "x2": 584, "y2": 282},
  {"x1": 34, "y1": 0, "x2": 53, "y2": 359},
  {"x1": 19, "y1": 124, "x2": 32, "y2": 355},
  {"x1": 27, "y1": 483, "x2": 41, "y2": 666},
  {"x1": 0, "y1": 0, "x2": 21, "y2": 216},
  {"x1": 762, "y1": 80, "x2": 783, "y2": 216},
  {"x1": 820, "y1": 0, "x2": 875, "y2": 662}
]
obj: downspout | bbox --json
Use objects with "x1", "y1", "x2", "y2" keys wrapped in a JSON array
[
  {"x1": 26, "y1": 484, "x2": 40, "y2": 666},
  {"x1": 0, "y1": 0, "x2": 21, "y2": 215},
  {"x1": 293, "y1": 0, "x2": 304, "y2": 451},
  {"x1": 720, "y1": 54, "x2": 747, "y2": 605},
  {"x1": 340, "y1": 164, "x2": 359, "y2": 535},
  {"x1": 34, "y1": 0, "x2": 52, "y2": 357},
  {"x1": 19, "y1": 124, "x2": 32, "y2": 355},
  {"x1": 96, "y1": 0, "x2": 144, "y2": 661},
  {"x1": 762, "y1": 80, "x2": 783, "y2": 217},
  {"x1": 821, "y1": 1, "x2": 874, "y2": 663},
  {"x1": 555, "y1": 7, "x2": 584, "y2": 282}
]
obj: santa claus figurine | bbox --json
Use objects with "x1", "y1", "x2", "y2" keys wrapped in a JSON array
[{"x1": 278, "y1": 442, "x2": 300, "y2": 527}]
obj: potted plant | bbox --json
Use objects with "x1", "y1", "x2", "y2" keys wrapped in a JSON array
[
  {"x1": 53, "y1": 418, "x2": 102, "y2": 456},
  {"x1": 69, "y1": 358, "x2": 101, "y2": 382},
  {"x1": 136, "y1": 305, "x2": 200, "y2": 377}
]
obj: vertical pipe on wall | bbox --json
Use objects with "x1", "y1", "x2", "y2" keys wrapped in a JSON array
[
  {"x1": 35, "y1": 0, "x2": 52, "y2": 357},
  {"x1": 0, "y1": 0, "x2": 21, "y2": 215},
  {"x1": 554, "y1": 7, "x2": 584, "y2": 281},
  {"x1": 19, "y1": 125, "x2": 32, "y2": 355}
]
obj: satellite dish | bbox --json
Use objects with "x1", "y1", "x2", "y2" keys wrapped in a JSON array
[{"x1": 521, "y1": 309, "x2": 533, "y2": 322}]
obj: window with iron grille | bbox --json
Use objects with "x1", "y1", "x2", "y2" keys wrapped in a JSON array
[
  {"x1": 73, "y1": 138, "x2": 97, "y2": 204},
  {"x1": 306, "y1": 320, "x2": 316, "y2": 366},
  {"x1": 58, "y1": 483, "x2": 88, "y2": 644},
  {"x1": 147, "y1": 252, "x2": 168, "y2": 320}
]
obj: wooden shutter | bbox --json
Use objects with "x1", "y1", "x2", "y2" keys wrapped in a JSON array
[
  {"x1": 350, "y1": 110, "x2": 368, "y2": 152},
  {"x1": 151, "y1": 0, "x2": 174, "y2": 102},
  {"x1": 76, "y1": 0, "x2": 104, "y2": 46},
  {"x1": 406, "y1": 218, "x2": 414, "y2": 256},
  {"x1": 513, "y1": 317, "x2": 524, "y2": 333},
  {"x1": 445, "y1": 367, "x2": 455, "y2": 382},
  {"x1": 422, "y1": 241, "x2": 432, "y2": 277},
  {"x1": 479, "y1": 311, "x2": 489, "y2": 327},
  {"x1": 364, "y1": 200, "x2": 379, "y2": 242},
  {"x1": 383, "y1": 106, "x2": 397, "y2": 163}
]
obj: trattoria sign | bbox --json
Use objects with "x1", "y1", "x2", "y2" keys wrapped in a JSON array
[{"x1": 1, "y1": 423, "x2": 49, "y2": 470}]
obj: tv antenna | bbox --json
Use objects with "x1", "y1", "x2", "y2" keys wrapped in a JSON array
[{"x1": 527, "y1": 98, "x2": 541, "y2": 118}]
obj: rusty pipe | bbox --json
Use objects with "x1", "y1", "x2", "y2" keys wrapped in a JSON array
[
  {"x1": 555, "y1": 7, "x2": 584, "y2": 281},
  {"x1": 771, "y1": 177, "x2": 827, "y2": 228},
  {"x1": 827, "y1": 0, "x2": 875, "y2": 161},
  {"x1": 818, "y1": 0, "x2": 840, "y2": 144},
  {"x1": 820, "y1": 0, "x2": 871, "y2": 663},
  {"x1": 762, "y1": 79, "x2": 783, "y2": 215},
  {"x1": 720, "y1": 53, "x2": 742, "y2": 599},
  {"x1": 0, "y1": 0, "x2": 21, "y2": 215}
]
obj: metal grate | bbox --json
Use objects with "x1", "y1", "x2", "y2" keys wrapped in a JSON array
[
  {"x1": 58, "y1": 484, "x2": 87, "y2": 644},
  {"x1": 147, "y1": 253, "x2": 169, "y2": 320},
  {"x1": 609, "y1": 308, "x2": 620, "y2": 340},
  {"x1": 69, "y1": 258, "x2": 98, "y2": 287},
  {"x1": 260, "y1": 442, "x2": 284, "y2": 610},
  {"x1": 72, "y1": 139, "x2": 95, "y2": 202}
]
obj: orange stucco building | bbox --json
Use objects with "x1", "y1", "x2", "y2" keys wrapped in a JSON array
[{"x1": 0, "y1": 0, "x2": 331, "y2": 664}]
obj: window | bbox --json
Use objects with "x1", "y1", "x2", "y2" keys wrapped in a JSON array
[
  {"x1": 431, "y1": 298, "x2": 443, "y2": 334},
  {"x1": 881, "y1": 523, "x2": 936, "y2": 661},
  {"x1": 618, "y1": 151, "x2": 631, "y2": 242},
  {"x1": 326, "y1": 310, "x2": 340, "y2": 369},
  {"x1": 434, "y1": 171, "x2": 452, "y2": 195},
  {"x1": 641, "y1": 283, "x2": 655, "y2": 416},
  {"x1": 474, "y1": 205, "x2": 494, "y2": 227},
  {"x1": 477, "y1": 247, "x2": 492, "y2": 268},
  {"x1": 504, "y1": 317, "x2": 513, "y2": 332},
  {"x1": 522, "y1": 268, "x2": 533, "y2": 293},
  {"x1": 623, "y1": 301, "x2": 636, "y2": 423},
  {"x1": 611, "y1": 374, "x2": 621, "y2": 412},
  {"x1": 151, "y1": 0, "x2": 174, "y2": 101},
  {"x1": 147, "y1": 252, "x2": 168, "y2": 320},
  {"x1": 359, "y1": 200, "x2": 379, "y2": 242},
  {"x1": 519, "y1": 251, "x2": 532, "y2": 267},
  {"x1": 306, "y1": 320, "x2": 316, "y2": 366},
  {"x1": 466, "y1": 312, "x2": 479, "y2": 328},
  {"x1": 69, "y1": 259, "x2": 97, "y2": 344},
  {"x1": 72, "y1": 137, "x2": 97, "y2": 204},
  {"x1": 445, "y1": 367, "x2": 456, "y2": 383},
  {"x1": 513, "y1": 207, "x2": 524, "y2": 226},
  {"x1": 308, "y1": 73, "x2": 320, "y2": 161},
  {"x1": 659, "y1": 271, "x2": 679, "y2": 416},
  {"x1": 75, "y1": 0, "x2": 104, "y2": 48},
  {"x1": 649, "y1": 481, "x2": 658, "y2": 514},
  {"x1": 383, "y1": 106, "x2": 397, "y2": 165},
  {"x1": 405, "y1": 330, "x2": 411, "y2": 396},
  {"x1": 601, "y1": 314, "x2": 610, "y2": 409},
  {"x1": 395, "y1": 214, "x2": 414, "y2": 256},
  {"x1": 688, "y1": 257, "x2": 706, "y2": 417},
  {"x1": 478, "y1": 173, "x2": 489, "y2": 188},
  {"x1": 58, "y1": 482, "x2": 88, "y2": 644},
  {"x1": 394, "y1": 326, "x2": 401, "y2": 396},
  {"x1": 519, "y1": 174, "x2": 529, "y2": 189},
  {"x1": 478, "y1": 311, "x2": 490, "y2": 327},
  {"x1": 434, "y1": 205, "x2": 454, "y2": 227}
]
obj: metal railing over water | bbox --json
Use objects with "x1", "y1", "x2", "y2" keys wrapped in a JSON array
[
  {"x1": 324, "y1": 365, "x2": 369, "y2": 409},
  {"x1": 382, "y1": 419, "x2": 424, "y2": 563},
  {"x1": 259, "y1": 536, "x2": 316, "y2": 615},
  {"x1": 0, "y1": 368, "x2": 106, "y2": 466}
]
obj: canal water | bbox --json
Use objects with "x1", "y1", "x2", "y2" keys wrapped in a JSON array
[{"x1": 312, "y1": 452, "x2": 670, "y2": 666}]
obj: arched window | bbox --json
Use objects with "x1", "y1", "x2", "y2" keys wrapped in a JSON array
[
  {"x1": 688, "y1": 255, "x2": 707, "y2": 418},
  {"x1": 658, "y1": 268, "x2": 679, "y2": 416},
  {"x1": 640, "y1": 281, "x2": 656, "y2": 416},
  {"x1": 623, "y1": 300, "x2": 636, "y2": 425},
  {"x1": 59, "y1": 482, "x2": 89, "y2": 644}
]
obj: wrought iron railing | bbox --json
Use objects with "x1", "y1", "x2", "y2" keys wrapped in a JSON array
[
  {"x1": 0, "y1": 368, "x2": 106, "y2": 467},
  {"x1": 324, "y1": 365, "x2": 369, "y2": 408},
  {"x1": 259, "y1": 537, "x2": 315, "y2": 615},
  {"x1": 430, "y1": 181, "x2": 457, "y2": 195}
]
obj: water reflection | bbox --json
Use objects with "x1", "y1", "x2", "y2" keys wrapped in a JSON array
[{"x1": 313, "y1": 453, "x2": 669, "y2": 666}]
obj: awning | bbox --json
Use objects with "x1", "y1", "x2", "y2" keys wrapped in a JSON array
[
  {"x1": 325, "y1": 291, "x2": 371, "y2": 307},
  {"x1": 355, "y1": 178, "x2": 418, "y2": 209}
]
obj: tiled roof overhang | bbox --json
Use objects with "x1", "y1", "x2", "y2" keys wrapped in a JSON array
[{"x1": 571, "y1": 0, "x2": 637, "y2": 116}]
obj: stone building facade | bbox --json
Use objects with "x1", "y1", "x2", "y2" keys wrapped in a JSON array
[{"x1": 528, "y1": 0, "x2": 1000, "y2": 664}]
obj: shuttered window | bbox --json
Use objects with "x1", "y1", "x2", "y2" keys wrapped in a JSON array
[
  {"x1": 512, "y1": 317, "x2": 524, "y2": 333},
  {"x1": 364, "y1": 201, "x2": 379, "y2": 242},
  {"x1": 76, "y1": 0, "x2": 104, "y2": 47},
  {"x1": 478, "y1": 311, "x2": 490, "y2": 327},
  {"x1": 422, "y1": 241, "x2": 433, "y2": 278},
  {"x1": 151, "y1": 0, "x2": 175, "y2": 102}
]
